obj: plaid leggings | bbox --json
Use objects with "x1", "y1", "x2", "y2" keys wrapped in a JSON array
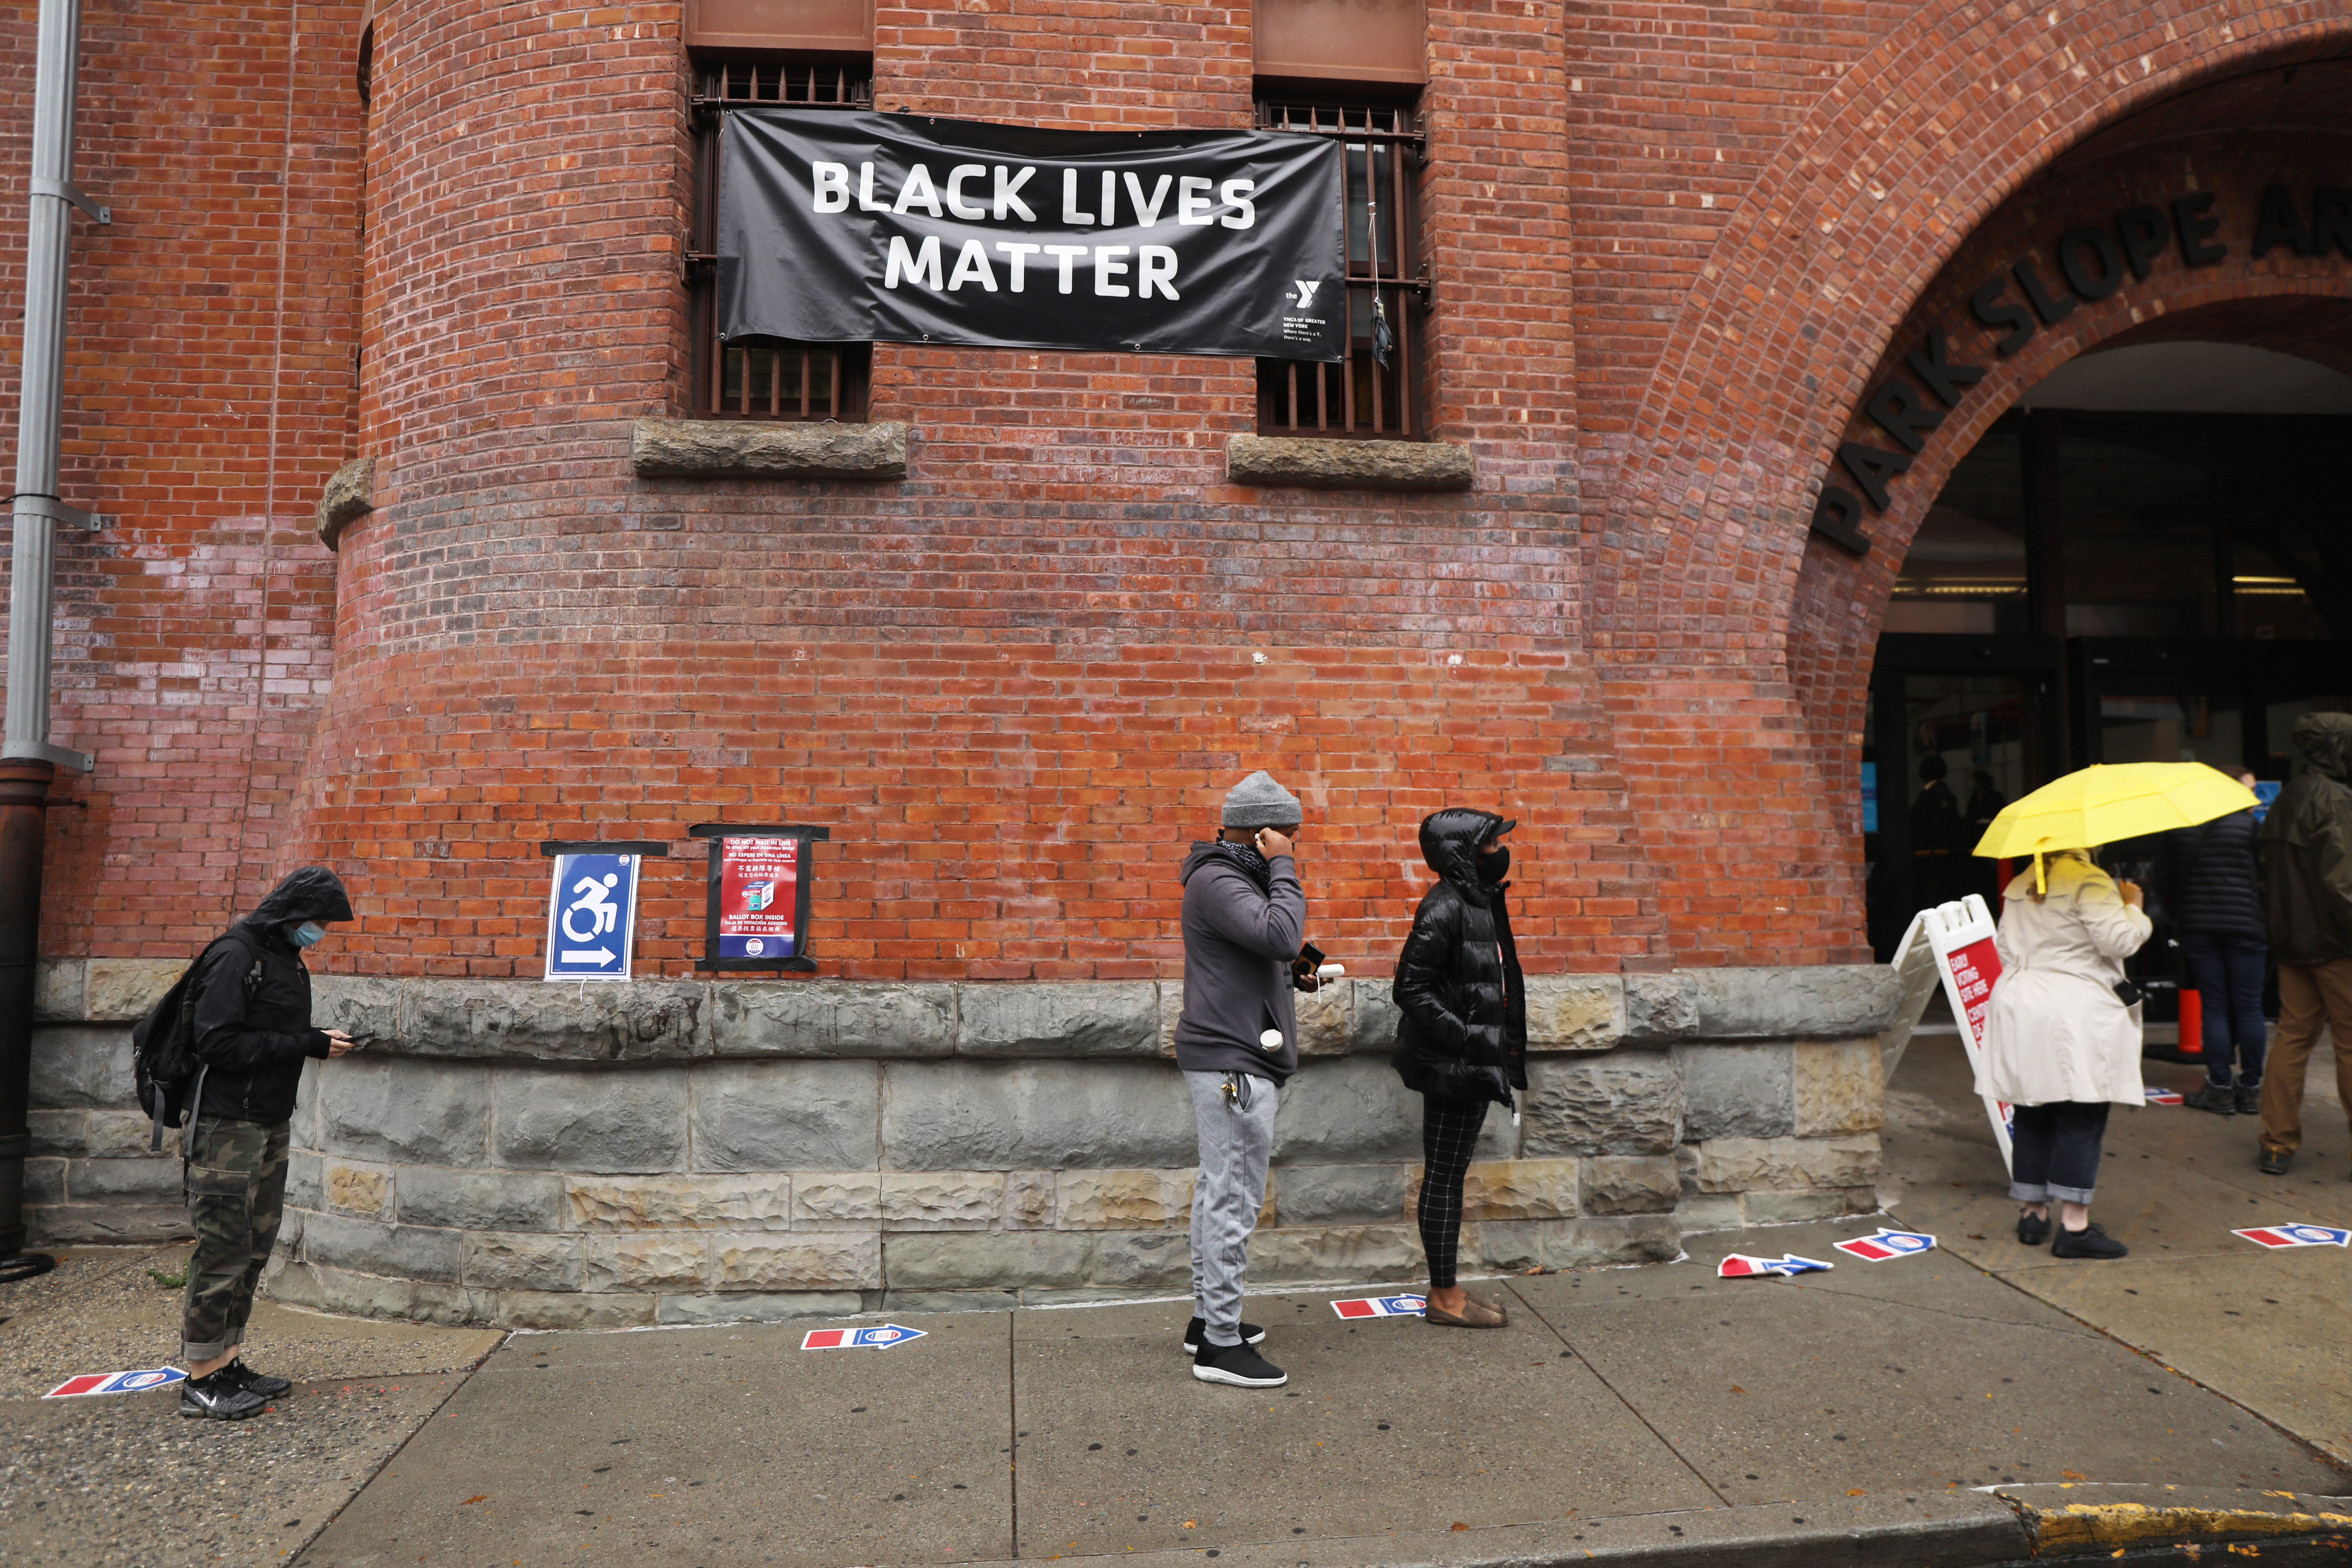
[{"x1": 1417, "y1": 1094, "x2": 1489, "y2": 1289}]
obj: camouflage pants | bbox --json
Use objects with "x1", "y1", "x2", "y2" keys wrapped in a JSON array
[{"x1": 182, "y1": 1116, "x2": 289, "y2": 1362}]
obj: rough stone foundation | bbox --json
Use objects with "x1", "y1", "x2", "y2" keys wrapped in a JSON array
[{"x1": 27, "y1": 962, "x2": 1896, "y2": 1328}]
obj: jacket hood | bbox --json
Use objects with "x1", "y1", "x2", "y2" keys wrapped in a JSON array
[
  {"x1": 247, "y1": 866, "x2": 354, "y2": 929},
  {"x1": 2292, "y1": 713, "x2": 2352, "y2": 782},
  {"x1": 1418, "y1": 808, "x2": 1511, "y2": 904}
]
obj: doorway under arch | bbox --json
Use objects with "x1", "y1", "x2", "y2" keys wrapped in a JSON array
[{"x1": 1863, "y1": 318, "x2": 2352, "y2": 972}]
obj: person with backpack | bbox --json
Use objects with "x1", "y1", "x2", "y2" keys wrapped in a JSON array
[
  {"x1": 170, "y1": 867, "x2": 356, "y2": 1420},
  {"x1": 1391, "y1": 808, "x2": 1524, "y2": 1327}
]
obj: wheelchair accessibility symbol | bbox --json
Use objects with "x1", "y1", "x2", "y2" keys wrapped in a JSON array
[{"x1": 544, "y1": 853, "x2": 639, "y2": 981}]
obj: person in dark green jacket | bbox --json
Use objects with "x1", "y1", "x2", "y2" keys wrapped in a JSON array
[{"x1": 2255, "y1": 714, "x2": 2352, "y2": 1175}]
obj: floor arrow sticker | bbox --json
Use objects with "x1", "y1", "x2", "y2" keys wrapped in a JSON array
[
  {"x1": 1834, "y1": 1227, "x2": 1938, "y2": 1261},
  {"x1": 802, "y1": 1324, "x2": 929, "y2": 1350}
]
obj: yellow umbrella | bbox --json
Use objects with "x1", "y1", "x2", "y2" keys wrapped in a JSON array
[{"x1": 1972, "y1": 762, "x2": 2260, "y2": 893}]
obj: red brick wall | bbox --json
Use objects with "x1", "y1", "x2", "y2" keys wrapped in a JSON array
[
  {"x1": 10, "y1": 0, "x2": 2351, "y2": 978},
  {"x1": 0, "y1": 0, "x2": 362, "y2": 956}
]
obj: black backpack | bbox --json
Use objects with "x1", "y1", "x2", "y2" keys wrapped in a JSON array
[{"x1": 132, "y1": 930, "x2": 259, "y2": 1151}]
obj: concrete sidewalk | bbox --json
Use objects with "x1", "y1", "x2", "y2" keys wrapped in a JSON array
[
  {"x1": 272, "y1": 1214, "x2": 2343, "y2": 1568},
  {"x1": 6, "y1": 1029, "x2": 2348, "y2": 1568}
]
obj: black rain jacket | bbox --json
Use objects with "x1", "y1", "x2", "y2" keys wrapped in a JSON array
[
  {"x1": 2154, "y1": 808, "x2": 2264, "y2": 943},
  {"x1": 189, "y1": 867, "x2": 353, "y2": 1124},
  {"x1": 1391, "y1": 808, "x2": 1526, "y2": 1101},
  {"x1": 2261, "y1": 714, "x2": 2352, "y2": 966}
]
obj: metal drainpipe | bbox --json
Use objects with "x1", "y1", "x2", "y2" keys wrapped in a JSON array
[{"x1": 0, "y1": 0, "x2": 103, "y2": 1279}]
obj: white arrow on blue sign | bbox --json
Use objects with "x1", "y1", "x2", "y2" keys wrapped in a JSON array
[{"x1": 544, "y1": 853, "x2": 640, "y2": 982}]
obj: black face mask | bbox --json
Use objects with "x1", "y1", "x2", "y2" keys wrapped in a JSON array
[{"x1": 1479, "y1": 845, "x2": 1511, "y2": 883}]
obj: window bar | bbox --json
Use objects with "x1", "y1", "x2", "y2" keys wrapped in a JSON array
[
  {"x1": 828, "y1": 349, "x2": 841, "y2": 417},
  {"x1": 1284, "y1": 362, "x2": 1298, "y2": 432},
  {"x1": 767, "y1": 346, "x2": 781, "y2": 417},
  {"x1": 1315, "y1": 357, "x2": 1329, "y2": 432}
]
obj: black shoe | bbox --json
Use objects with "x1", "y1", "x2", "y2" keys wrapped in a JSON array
[
  {"x1": 2236, "y1": 1083, "x2": 2262, "y2": 1115},
  {"x1": 2258, "y1": 1147, "x2": 2293, "y2": 1175},
  {"x1": 1192, "y1": 1341, "x2": 1287, "y2": 1388},
  {"x1": 221, "y1": 1358, "x2": 292, "y2": 1399},
  {"x1": 2183, "y1": 1084, "x2": 2236, "y2": 1115},
  {"x1": 2052, "y1": 1223, "x2": 2128, "y2": 1260},
  {"x1": 1181, "y1": 1317, "x2": 1265, "y2": 1356},
  {"x1": 2017, "y1": 1211, "x2": 2051, "y2": 1246},
  {"x1": 178, "y1": 1370, "x2": 268, "y2": 1420}
]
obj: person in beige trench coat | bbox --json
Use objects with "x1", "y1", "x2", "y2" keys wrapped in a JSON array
[{"x1": 1977, "y1": 847, "x2": 2153, "y2": 1259}]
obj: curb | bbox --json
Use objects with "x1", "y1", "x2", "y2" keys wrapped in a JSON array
[
  {"x1": 1995, "y1": 1483, "x2": 2352, "y2": 1559},
  {"x1": 883, "y1": 1487, "x2": 2352, "y2": 1568}
]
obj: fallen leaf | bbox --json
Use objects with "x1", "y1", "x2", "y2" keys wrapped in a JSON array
[
  {"x1": 2063, "y1": 1470, "x2": 2088, "y2": 1481},
  {"x1": 1731, "y1": 1386, "x2": 1746, "y2": 1394},
  {"x1": 1182, "y1": 1521, "x2": 1196, "y2": 1530},
  {"x1": 1848, "y1": 1490, "x2": 1867, "y2": 1497},
  {"x1": 1451, "y1": 1523, "x2": 1470, "y2": 1532},
  {"x1": 461, "y1": 1496, "x2": 487, "y2": 1506}
]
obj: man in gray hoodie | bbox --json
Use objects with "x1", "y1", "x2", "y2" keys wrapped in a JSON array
[{"x1": 1175, "y1": 770, "x2": 1309, "y2": 1388}]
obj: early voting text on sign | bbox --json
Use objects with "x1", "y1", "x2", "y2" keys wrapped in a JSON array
[
  {"x1": 715, "y1": 110, "x2": 1345, "y2": 359},
  {"x1": 544, "y1": 853, "x2": 640, "y2": 982}
]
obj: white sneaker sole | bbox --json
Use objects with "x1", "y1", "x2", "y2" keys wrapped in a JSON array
[{"x1": 1191, "y1": 1362, "x2": 1287, "y2": 1388}]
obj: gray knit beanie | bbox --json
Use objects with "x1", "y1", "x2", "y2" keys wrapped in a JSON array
[{"x1": 1222, "y1": 770, "x2": 1302, "y2": 828}]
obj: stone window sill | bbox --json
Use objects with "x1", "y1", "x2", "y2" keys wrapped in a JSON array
[
  {"x1": 1226, "y1": 433, "x2": 1474, "y2": 492},
  {"x1": 631, "y1": 417, "x2": 908, "y2": 480}
]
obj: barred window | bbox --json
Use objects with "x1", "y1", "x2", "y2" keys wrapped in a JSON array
[
  {"x1": 687, "y1": 59, "x2": 874, "y2": 420},
  {"x1": 1255, "y1": 97, "x2": 1427, "y2": 438}
]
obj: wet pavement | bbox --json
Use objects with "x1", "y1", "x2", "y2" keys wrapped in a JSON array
[{"x1": 1882, "y1": 1025, "x2": 2352, "y2": 1464}]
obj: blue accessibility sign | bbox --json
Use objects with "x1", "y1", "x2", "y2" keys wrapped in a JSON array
[{"x1": 544, "y1": 853, "x2": 640, "y2": 981}]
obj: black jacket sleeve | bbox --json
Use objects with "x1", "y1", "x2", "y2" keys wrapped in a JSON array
[
  {"x1": 190, "y1": 938, "x2": 328, "y2": 1071},
  {"x1": 1394, "y1": 891, "x2": 1491, "y2": 1060}
]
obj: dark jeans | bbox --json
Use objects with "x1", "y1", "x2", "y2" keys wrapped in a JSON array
[
  {"x1": 2008, "y1": 1100, "x2": 2111, "y2": 1206},
  {"x1": 2180, "y1": 934, "x2": 2267, "y2": 1089}
]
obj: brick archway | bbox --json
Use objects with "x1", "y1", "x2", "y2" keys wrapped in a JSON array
[{"x1": 1582, "y1": 4, "x2": 2352, "y2": 965}]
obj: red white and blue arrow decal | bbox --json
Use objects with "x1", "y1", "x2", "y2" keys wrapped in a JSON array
[
  {"x1": 802, "y1": 1323, "x2": 929, "y2": 1350},
  {"x1": 1717, "y1": 1252, "x2": 1835, "y2": 1278}
]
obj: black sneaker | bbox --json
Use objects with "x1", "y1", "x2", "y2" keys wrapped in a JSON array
[
  {"x1": 1181, "y1": 1317, "x2": 1265, "y2": 1356},
  {"x1": 2259, "y1": 1147, "x2": 2293, "y2": 1176},
  {"x1": 2182, "y1": 1083, "x2": 2236, "y2": 1115},
  {"x1": 1192, "y1": 1341, "x2": 1287, "y2": 1388},
  {"x1": 221, "y1": 1359, "x2": 292, "y2": 1399},
  {"x1": 179, "y1": 1370, "x2": 269, "y2": 1420},
  {"x1": 2235, "y1": 1083, "x2": 2262, "y2": 1115},
  {"x1": 2017, "y1": 1210, "x2": 2051, "y2": 1246},
  {"x1": 2052, "y1": 1223, "x2": 2128, "y2": 1260}
]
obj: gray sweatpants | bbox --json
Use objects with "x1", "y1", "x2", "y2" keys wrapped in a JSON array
[{"x1": 1187, "y1": 1069, "x2": 1280, "y2": 1349}]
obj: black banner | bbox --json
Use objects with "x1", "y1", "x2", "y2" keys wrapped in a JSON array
[{"x1": 715, "y1": 110, "x2": 1346, "y2": 360}]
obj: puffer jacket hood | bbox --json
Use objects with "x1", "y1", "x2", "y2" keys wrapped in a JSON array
[
  {"x1": 246, "y1": 866, "x2": 353, "y2": 930},
  {"x1": 1418, "y1": 808, "x2": 1512, "y2": 908},
  {"x1": 2293, "y1": 713, "x2": 2352, "y2": 783}
]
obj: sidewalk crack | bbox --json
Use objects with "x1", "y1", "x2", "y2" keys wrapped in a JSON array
[{"x1": 1506, "y1": 1281, "x2": 1730, "y2": 1506}]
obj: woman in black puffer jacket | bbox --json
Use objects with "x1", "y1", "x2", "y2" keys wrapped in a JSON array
[{"x1": 1392, "y1": 808, "x2": 1525, "y2": 1328}]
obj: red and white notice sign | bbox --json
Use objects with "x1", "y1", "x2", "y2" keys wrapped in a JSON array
[{"x1": 1892, "y1": 895, "x2": 2016, "y2": 1171}]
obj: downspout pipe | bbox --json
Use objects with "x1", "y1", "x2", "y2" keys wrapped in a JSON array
[{"x1": 0, "y1": 0, "x2": 102, "y2": 1279}]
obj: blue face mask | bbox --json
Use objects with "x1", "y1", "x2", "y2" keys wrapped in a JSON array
[{"x1": 289, "y1": 921, "x2": 326, "y2": 949}]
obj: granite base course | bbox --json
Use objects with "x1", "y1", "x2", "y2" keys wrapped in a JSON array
[{"x1": 23, "y1": 967, "x2": 1901, "y2": 1321}]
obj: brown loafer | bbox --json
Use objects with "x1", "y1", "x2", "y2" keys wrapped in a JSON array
[{"x1": 1424, "y1": 1293, "x2": 1508, "y2": 1329}]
